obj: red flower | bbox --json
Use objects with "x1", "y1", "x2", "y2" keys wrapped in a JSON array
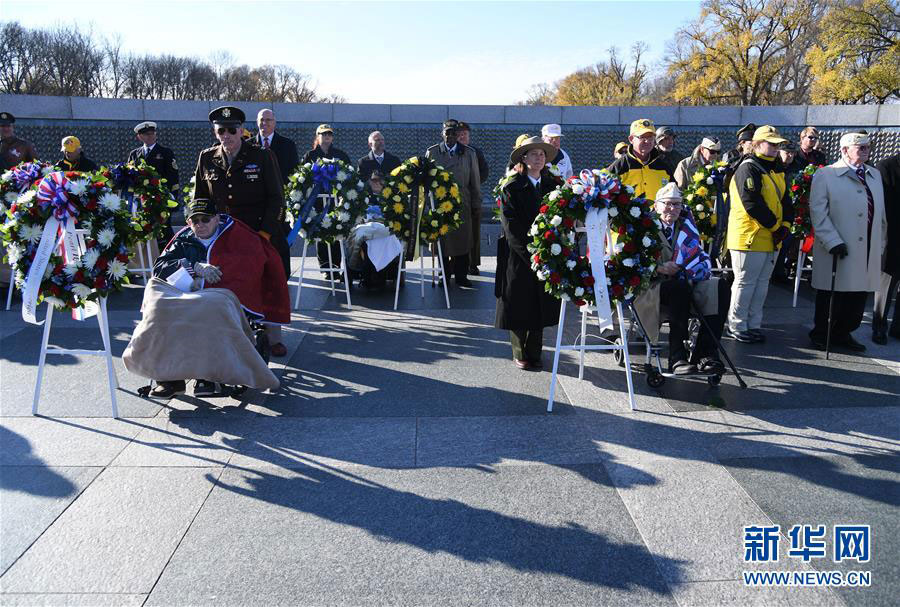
[
  {"x1": 558, "y1": 199, "x2": 568, "y2": 208},
  {"x1": 574, "y1": 299, "x2": 586, "y2": 307},
  {"x1": 543, "y1": 230, "x2": 555, "y2": 241},
  {"x1": 9, "y1": 204, "x2": 16, "y2": 213},
  {"x1": 563, "y1": 217, "x2": 575, "y2": 228},
  {"x1": 539, "y1": 205, "x2": 550, "y2": 214},
  {"x1": 116, "y1": 253, "x2": 129, "y2": 263},
  {"x1": 582, "y1": 276, "x2": 595, "y2": 287},
  {"x1": 629, "y1": 275, "x2": 641, "y2": 287},
  {"x1": 74, "y1": 270, "x2": 84, "y2": 282},
  {"x1": 612, "y1": 284, "x2": 624, "y2": 296},
  {"x1": 95, "y1": 257, "x2": 109, "y2": 271},
  {"x1": 549, "y1": 272, "x2": 561, "y2": 284},
  {"x1": 65, "y1": 172, "x2": 78, "y2": 179},
  {"x1": 150, "y1": 178, "x2": 160, "y2": 186},
  {"x1": 623, "y1": 242, "x2": 636, "y2": 253},
  {"x1": 94, "y1": 276, "x2": 107, "y2": 289},
  {"x1": 618, "y1": 226, "x2": 626, "y2": 235},
  {"x1": 52, "y1": 264, "x2": 63, "y2": 275},
  {"x1": 93, "y1": 182, "x2": 104, "y2": 189},
  {"x1": 86, "y1": 239, "x2": 97, "y2": 248},
  {"x1": 616, "y1": 193, "x2": 629, "y2": 204},
  {"x1": 85, "y1": 201, "x2": 97, "y2": 210},
  {"x1": 791, "y1": 185, "x2": 800, "y2": 192},
  {"x1": 562, "y1": 247, "x2": 571, "y2": 257},
  {"x1": 533, "y1": 254, "x2": 541, "y2": 264},
  {"x1": 496, "y1": 199, "x2": 502, "y2": 208}
]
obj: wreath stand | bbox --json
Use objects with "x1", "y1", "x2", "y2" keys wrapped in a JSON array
[
  {"x1": 130, "y1": 240, "x2": 156, "y2": 284},
  {"x1": 5, "y1": 265, "x2": 13, "y2": 310},
  {"x1": 393, "y1": 192, "x2": 450, "y2": 311},
  {"x1": 793, "y1": 249, "x2": 812, "y2": 307},
  {"x1": 292, "y1": 195, "x2": 351, "y2": 310},
  {"x1": 32, "y1": 230, "x2": 119, "y2": 418}
]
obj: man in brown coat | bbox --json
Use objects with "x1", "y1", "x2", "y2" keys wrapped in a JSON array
[
  {"x1": 425, "y1": 119, "x2": 481, "y2": 288},
  {"x1": 0, "y1": 112, "x2": 38, "y2": 170}
]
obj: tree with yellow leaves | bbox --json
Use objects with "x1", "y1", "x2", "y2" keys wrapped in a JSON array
[{"x1": 806, "y1": 0, "x2": 900, "y2": 104}]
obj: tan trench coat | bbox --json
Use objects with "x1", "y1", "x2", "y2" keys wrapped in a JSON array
[
  {"x1": 809, "y1": 161, "x2": 887, "y2": 292},
  {"x1": 425, "y1": 142, "x2": 481, "y2": 257}
]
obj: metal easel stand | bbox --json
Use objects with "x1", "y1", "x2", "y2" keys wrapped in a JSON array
[
  {"x1": 130, "y1": 239, "x2": 156, "y2": 284},
  {"x1": 293, "y1": 237, "x2": 351, "y2": 310},
  {"x1": 793, "y1": 248, "x2": 812, "y2": 308},
  {"x1": 5, "y1": 264, "x2": 14, "y2": 311},
  {"x1": 33, "y1": 297, "x2": 119, "y2": 418},
  {"x1": 547, "y1": 299, "x2": 636, "y2": 413},
  {"x1": 393, "y1": 239, "x2": 450, "y2": 311}
]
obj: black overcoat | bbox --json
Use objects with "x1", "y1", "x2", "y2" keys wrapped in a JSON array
[
  {"x1": 494, "y1": 173, "x2": 561, "y2": 330},
  {"x1": 876, "y1": 153, "x2": 900, "y2": 276}
]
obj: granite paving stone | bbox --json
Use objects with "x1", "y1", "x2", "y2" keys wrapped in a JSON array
[
  {"x1": 0, "y1": 594, "x2": 147, "y2": 606},
  {"x1": 0, "y1": 467, "x2": 219, "y2": 594},
  {"x1": 0, "y1": 419, "x2": 143, "y2": 467},
  {"x1": 145, "y1": 464, "x2": 678, "y2": 606}
]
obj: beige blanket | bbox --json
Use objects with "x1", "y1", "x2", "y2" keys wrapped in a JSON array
[{"x1": 123, "y1": 278, "x2": 279, "y2": 390}]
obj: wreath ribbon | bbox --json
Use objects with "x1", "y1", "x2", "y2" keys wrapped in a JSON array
[
  {"x1": 570, "y1": 170, "x2": 613, "y2": 328},
  {"x1": 287, "y1": 162, "x2": 336, "y2": 245}
]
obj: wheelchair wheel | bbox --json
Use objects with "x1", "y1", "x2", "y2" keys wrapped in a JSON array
[
  {"x1": 707, "y1": 374, "x2": 722, "y2": 387},
  {"x1": 254, "y1": 326, "x2": 270, "y2": 363},
  {"x1": 613, "y1": 338, "x2": 625, "y2": 367},
  {"x1": 647, "y1": 371, "x2": 665, "y2": 388}
]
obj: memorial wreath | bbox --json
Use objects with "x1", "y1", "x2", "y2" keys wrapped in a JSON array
[
  {"x1": 380, "y1": 156, "x2": 462, "y2": 242},
  {"x1": 285, "y1": 158, "x2": 368, "y2": 243},
  {"x1": 527, "y1": 170, "x2": 663, "y2": 307},
  {"x1": 1, "y1": 171, "x2": 133, "y2": 310},
  {"x1": 104, "y1": 160, "x2": 179, "y2": 242},
  {"x1": 0, "y1": 161, "x2": 53, "y2": 217},
  {"x1": 789, "y1": 163, "x2": 822, "y2": 243},
  {"x1": 681, "y1": 161, "x2": 728, "y2": 243}
]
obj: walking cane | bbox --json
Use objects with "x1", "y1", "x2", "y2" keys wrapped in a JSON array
[{"x1": 825, "y1": 254, "x2": 838, "y2": 360}]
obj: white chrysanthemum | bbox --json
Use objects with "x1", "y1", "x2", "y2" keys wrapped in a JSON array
[
  {"x1": 336, "y1": 171, "x2": 347, "y2": 182},
  {"x1": 289, "y1": 190, "x2": 302, "y2": 202},
  {"x1": 343, "y1": 202, "x2": 350, "y2": 210},
  {"x1": 706, "y1": 177, "x2": 714, "y2": 185},
  {"x1": 1, "y1": 170, "x2": 13, "y2": 182},
  {"x1": 529, "y1": 224, "x2": 538, "y2": 236},
  {"x1": 107, "y1": 259, "x2": 127, "y2": 280},
  {"x1": 536, "y1": 270, "x2": 548, "y2": 280},
  {"x1": 623, "y1": 257, "x2": 636, "y2": 267},
  {"x1": 67, "y1": 179, "x2": 88, "y2": 196},
  {"x1": 82, "y1": 248, "x2": 100, "y2": 269},
  {"x1": 63, "y1": 263, "x2": 79, "y2": 278},
  {"x1": 357, "y1": 181, "x2": 364, "y2": 189},
  {"x1": 642, "y1": 236, "x2": 652, "y2": 247},
  {"x1": 19, "y1": 224, "x2": 42, "y2": 244},
  {"x1": 336, "y1": 224, "x2": 343, "y2": 231},
  {"x1": 5, "y1": 191, "x2": 18, "y2": 203},
  {"x1": 629, "y1": 206, "x2": 641, "y2": 218},
  {"x1": 549, "y1": 190, "x2": 560, "y2": 201},
  {"x1": 572, "y1": 184, "x2": 585, "y2": 195},
  {"x1": 44, "y1": 296, "x2": 65, "y2": 309},
  {"x1": 297, "y1": 175, "x2": 306, "y2": 183},
  {"x1": 550, "y1": 215, "x2": 562, "y2": 226},
  {"x1": 614, "y1": 242, "x2": 625, "y2": 253},
  {"x1": 574, "y1": 287, "x2": 585, "y2": 297},
  {"x1": 550, "y1": 243, "x2": 562, "y2": 255},
  {"x1": 608, "y1": 207, "x2": 619, "y2": 217},
  {"x1": 345, "y1": 189, "x2": 358, "y2": 201},
  {"x1": 7, "y1": 244, "x2": 24, "y2": 264},
  {"x1": 403, "y1": 175, "x2": 413, "y2": 184},
  {"x1": 561, "y1": 293, "x2": 571, "y2": 301},
  {"x1": 99, "y1": 192, "x2": 122, "y2": 211},
  {"x1": 339, "y1": 212, "x2": 350, "y2": 222},
  {"x1": 695, "y1": 204, "x2": 704, "y2": 212},
  {"x1": 566, "y1": 259, "x2": 576, "y2": 269},
  {"x1": 321, "y1": 216, "x2": 332, "y2": 228},
  {"x1": 72, "y1": 283, "x2": 93, "y2": 299},
  {"x1": 19, "y1": 190, "x2": 35, "y2": 205},
  {"x1": 97, "y1": 228, "x2": 116, "y2": 248}
]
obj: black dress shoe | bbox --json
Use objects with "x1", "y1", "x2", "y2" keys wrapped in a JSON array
[
  {"x1": 469, "y1": 267, "x2": 480, "y2": 276},
  {"x1": 872, "y1": 330, "x2": 888, "y2": 345},
  {"x1": 836, "y1": 334, "x2": 867, "y2": 352},
  {"x1": 748, "y1": 329, "x2": 766, "y2": 343},
  {"x1": 456, "y1": 276, "x2": 474, "y2": 288},
  {"x1": 529, "y1": 358, "x2": 544, "y2": 370},
  {"x1": 514, "y1": 359, "x2": 533, "y2": 370},
  {"x1": 725, "y1": 327, "x2": 758, "y2": 343}
]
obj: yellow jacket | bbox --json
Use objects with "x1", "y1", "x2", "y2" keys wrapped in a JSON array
[{"x1": 726, "y1": 154, "x2": 791, "y2": 252}]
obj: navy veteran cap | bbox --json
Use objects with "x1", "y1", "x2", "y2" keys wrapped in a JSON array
[
  {"x1": 185, "y1": 198, "x2": 217, "y2": 218},
  {"x1": 134, "y1": 121, "x2": 157, "y2": 134},
  {"x1": 442, "y1": 119, "x2": 459, "y2": 131},
  {"x1": 208, "y1": 106, "x2": 245, "y2": 127},
  {"x1": 0, "y1": 112, "x2": 14, "y2": 125}
]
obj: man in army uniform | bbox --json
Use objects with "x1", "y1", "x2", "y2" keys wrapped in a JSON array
[
  {"x1": 128, "y1": 121, "x2": 180, "y2": 245},
  {"x1": 0, "y1": 112, "x2": 39, "y2": 170},
  {"x1": 193, "y1": 106, "x2": 289, "y2": 357}
]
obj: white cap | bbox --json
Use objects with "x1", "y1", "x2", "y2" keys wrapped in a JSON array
[
  {"x1": 655, "y1": 181, "x2": 682, "y2": 203},
  {"x1": 700, "y1": 137, "x2": 721, "y2": 151},
  {"x1": 133, "y1": 121, "x2": 157, "y2": 134},
  {"x1": 541, "y1": 123, "x2": 563, "y2": 138},
  {"x1": 840, "y1": 132, "x2": 870, "y2": 147}
]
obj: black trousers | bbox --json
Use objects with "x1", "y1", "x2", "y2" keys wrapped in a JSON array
[
  {"x1": 660, "y1": 278, "x2": 728, "y2": 365},
  {"x1": 510, "y1": 329, "x2": 543, "y2": 362},
  {"x1": 443, "y1": 254, "x2": 470, "y2": 281},
  {"x1": 811, "y1": 290, "x2": 868, "y2": 340},
  {"x1": 317, "y1": 241, "x2": 342, "y2": 271}
]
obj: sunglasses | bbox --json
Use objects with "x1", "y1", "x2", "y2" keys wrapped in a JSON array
[
  {"x1": 805, "y1": 136, "x2": 818, "y2": 141},
  {"x1": 216, "y1": 127, "x2": 238, "y2": 135},
  {"x1": 189, "y1": 215, "x2": 214, "y2": 224}
]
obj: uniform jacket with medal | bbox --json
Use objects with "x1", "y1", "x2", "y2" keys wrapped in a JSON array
[
  {"x1": 425, "y1": 142, "x2": 481, "y2": 257},
  {"x1": 495, "y1": 172, "x2": 560, "y2": 330},
  {"x1": 192, "y1": 140, "x2": 284, "y2": 238},
  {"x1": 127, "y1": 143, "x2": 179, "y2": 190},
  {"x1": 1, "y1": 136, "x2": 38, "y2": 170},
  {"x1": 809, "y1": 160, "x2": 886, "y2": 293}
]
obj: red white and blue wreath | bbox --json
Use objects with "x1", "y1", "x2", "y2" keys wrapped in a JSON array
[
  {"x1": 284, "y1": 158, "x2": 368, "y2": 245},
  {"x1": 0, "y1": 161, "x2": 54, "y2": 217},
  {"x1": 1, "y1": 171, "x2": 133, "y2": 317},
  {"x1": 527, "y1": 169, "x2": 663, "y2": 308}
]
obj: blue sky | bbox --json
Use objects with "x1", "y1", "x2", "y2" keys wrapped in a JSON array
[{"x1": 4, "y1": 0, "x2": 701, "y2": 104}]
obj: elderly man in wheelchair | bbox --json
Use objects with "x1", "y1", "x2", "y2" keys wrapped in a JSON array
[
  {"x1": 633, "y1": 182, "x2": 729, "y2": 377},
  {"x1": 123, "y1": 198, "x2": 290, "y2": 399}
]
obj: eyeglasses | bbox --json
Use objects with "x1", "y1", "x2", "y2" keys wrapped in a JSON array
[
  {"x1": 805, "y1": 136, "x2": 818, "y2": 141},
  {"x1": 216, "y1": 127, "x2": 238, "y2": 135},
  {"x1": 189, "y1": 215, "x2": 214, "y2": 224}
]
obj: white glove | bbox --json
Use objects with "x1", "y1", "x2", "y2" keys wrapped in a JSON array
[{"x1": 193, "y1": 262, "x2": 222, "y2": 284}]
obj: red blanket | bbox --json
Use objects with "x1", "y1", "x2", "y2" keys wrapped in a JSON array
[{"x1": 208, "y1": 217, "x2": 290, "y2": 323}]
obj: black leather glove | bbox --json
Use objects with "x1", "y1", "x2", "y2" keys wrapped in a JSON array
[
  {"x1": 772, "y1": 226, "x2": 789, "y2": 244},
  {"x1": 829, "y1": 243, "x2": 849, "y2": 258}
]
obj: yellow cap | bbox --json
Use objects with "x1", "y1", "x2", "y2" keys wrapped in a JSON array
[
  {"x1": 614, "y1": 141, "x2": 628, "y2": 154},
  {"x1": 316, "y1": 124, "x2": 334, "y2": 135},
  {"x1": 61, "y1": 136, "x2": 81, "y2": 153},
  {"x1": 630, "y1": 118, "x2": 655, "y2": 137},
  {"x1": 514, "y1": 133, "x2": 531, "y2": 148},
  {"x1": 752, "y1": 125, "x2": 787, "y2": 144}
]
